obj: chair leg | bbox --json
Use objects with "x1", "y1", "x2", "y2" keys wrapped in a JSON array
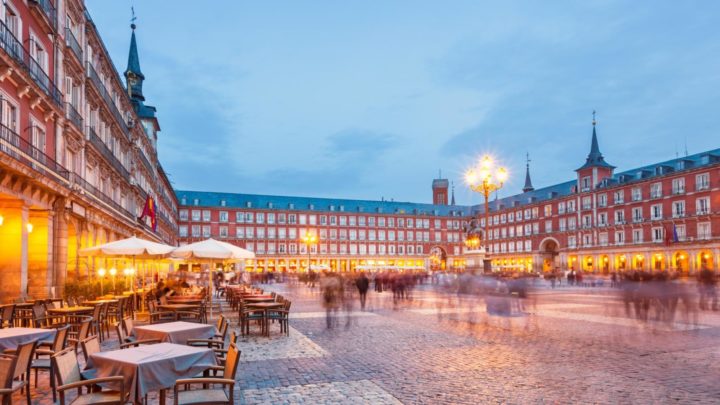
[{"x1": 50, "y1": 365, "x2": 56, "y2": 402}]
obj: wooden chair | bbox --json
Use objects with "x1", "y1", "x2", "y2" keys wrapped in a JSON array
[
  {"x1": 239, "y1": 302, "x2": 264, "y2": 336},
  {"x1": 0, "y1": 354, "x2": 19, "y2": 405},
  {"x1": 52, "y1": 347, "x2": 127, "y2": 405},
  {"x1": 173, "y1": 343, "x2": 241, "y2": 405},
  {"x1": 115, "y1": 323, "x2": 159, "y2": 349},
  {"x1": 121, "y1": 317, "x2": 135, "y2": 341},
  {"x1": 0, "y1": 305, "x2": 15, "y2": 329},
  {"x1": 90, "y1": 304, "x2": 105, "y2": 342},
  {"x1": 148, "y1": 301, "x2": 174, "y2": 324},
  {"x1": 67, "y1": 318, "x2": 92, "y2": 354},
  {"x1": 30, "y1": 324, "x2": 70, "y2": 402},
  {"x1": 79, "y1": 336, "x2": 100, "y2": 366},
  {"x1": 1, "y1": 340, "x2": 36, "y2": 404},
  {"x1": 267, "y1": 300, "x2": 292, "y2": 336}
]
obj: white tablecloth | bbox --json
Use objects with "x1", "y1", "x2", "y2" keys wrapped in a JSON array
[
  {"x1": 133, "y1": 321, "x2": 215, "y2": 345},
  {"x1": 87, "y1": 343, "x2": 216, "y2": 400},
  {"x1": 0, "y1": 327, "x2": 55, "y2": 351}
]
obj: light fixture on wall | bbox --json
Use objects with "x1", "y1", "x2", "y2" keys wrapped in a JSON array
[
  {"x1": 0, "y1": 214, "x2": 3, "y2": 226},
  {"x1": 26, "y1": 222, "x2": 33, "y2": 233}
]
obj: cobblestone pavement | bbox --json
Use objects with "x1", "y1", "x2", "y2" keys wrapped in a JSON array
[{"x1": 12, "y1": 282, "x2": 720, "y2": 404}]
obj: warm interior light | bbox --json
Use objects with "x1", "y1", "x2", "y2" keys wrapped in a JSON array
[
  {"x1": 26, "y1": 223, "x2": 33, "y2": 233},
  {"x1": 0, "y1": 214, "x2": 4, "y2": 226},
  {"x1": 97, "y1": 268, "x2": 106, "y2": 277},
  {"x1": 109, "y1": 268, "x2": 117, "y2": 276}
]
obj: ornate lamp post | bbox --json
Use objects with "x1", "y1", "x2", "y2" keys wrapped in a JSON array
[
  {"x1": 301, "y1": 232, "x2": 318, "y2": 272},
  {"x1": 97, "y1": 268, "x2": 106, "y2": 296},
  {"x1": 465, "y1": 155, "x2": 508, "y2": 258}
]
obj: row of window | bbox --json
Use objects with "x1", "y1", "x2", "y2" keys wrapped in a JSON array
[
  {"x1": 179, "y1": 210, "x2": 463, "y2": 230},
  {"x1": 179, "y1": 225, "x2": 463, "y2": 243},
  {"x1": 233, "y1": 242, "x2": 440, "y2": 256},
  {"x1": 564, "y1": 223, "x2": 712, "y2": 248}
]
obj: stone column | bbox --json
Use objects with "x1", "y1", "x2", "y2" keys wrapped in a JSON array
[
  {"x1": 20, "y1": 204, "x2": 29, "y2": 299},
  {"x1": 0, "y1": 203, "x2": 27, "y2": 302},
  {"x1": 53, "y1": 200, "x2": 68, "y2": 298}
]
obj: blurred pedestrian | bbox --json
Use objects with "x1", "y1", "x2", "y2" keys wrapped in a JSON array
[{"x1": 355, "y1": 272, "x2": 370, "y2": 310}]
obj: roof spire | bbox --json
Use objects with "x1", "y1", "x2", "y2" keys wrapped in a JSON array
[
  {"x1": 124, "y1": 9, "x2": 145, "y2": 102},
  {"x1": 451, "y1": 181, "x2": 456, "y2": 205},
  {"x1": 522, "y1": 152, "x2": 534, "y2": 193},
  {"x1": 577, "y1": 110, "x2": 615, "y2": 171}
]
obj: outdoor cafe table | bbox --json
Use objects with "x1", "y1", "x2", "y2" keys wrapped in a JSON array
[
  {"x1": 243, "y1": 297, "x2": 276, "y2": 303},
  {"x1": 245, "y1": 302, "x2": 285, "y2": 336},
  {"x1": 47, "y1": 306, "x2": 94, "y2": 315},
  {"x1": 87, "y1": 342, "x2": 217, "y2": 404},
  {"x1": 133, "y1": 321, "x2": 214, "y2": 345},
  {"x1": 83, "y1": 299, "x2": 119, "y2": 305},
  {"x1": 0, "y1": 327, "x2": 56, "y2": 351},
  {"x1": 158, "y1": 304, "x2": 200, "y2": 313}
]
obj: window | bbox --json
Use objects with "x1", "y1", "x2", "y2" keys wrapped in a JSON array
[
  {"x1": 545, "y1": 220, "x2": 552, "y2": 233},
  {"x1": 568, "y1": 217, "x2": 576, "y2": 230},
  {"x1": 202, "y1": 210, "x2": 211, "y2": 222},
  {"x1": 599, "y1": 232, "x2": 608, "y2": 246},
  {"x1": 309, "y1": 215, "x2": 317, "y2": 225},
  {"x1": 179, "y1": 210, "x2": 188, "y2": 221},
  {"x1": 582, "y1": 234, "x2": 592, "y2": 247},
  {"x1": 672, "y1": 178, "x2": 685, "y2": 194},
  {"x1": 650, "y1": 183, "x2": 662, "y2": 199},
  {"x1": 202, "y1": 226, "x2": 211, "y2": 238},
  {"x1": 672, "y1": 201, "x2": 685, "y2": 218},
  {"x1": 614, "y1": 190, "x2": 624, "y2": 204},
  {"x1": 339, "y1": 216, "x2": 346, "y2": 226},
  {"x1": 568, "y1": 235, "x2": 577, "y2": 248},
  {"x1": 597, "y1": 212, "x2": 607, "y2": 226},
  {"x1": 219, "y1": 211, "x2": 228, "y2": 222},
  {"x1": 191, "y1": 210, "x2": 201, "y2": 221},
  {"x1": 319, "y1": 215, "x2": 327, "y2": 225},
  {"x1": 219, "y1": 226, "x2": 228, "y2": 238},
  {"x1": 3, "y1": 3, "x2": 20, "y2": 38},
  {"x1": 615, "y1": 230, "x2": 624, "y2": 245},
  {"x1": 267, "y1": 228, "x2": 276, "y2": 239},
  {"x1": 632, "y1": 207, "x2": 643, "y2": 223},
  {"x1": 559, "y1": 218, "x2": 566, "y2": 231},
  {"x1": 267, "y1": 213, "x2": 275, "y2": 224},
  {"x1": 558, "y1": 202, "x2": 566, "y2": 214},
  {"x1": 675, "y1": 224, "x2": 686, "y2": 241},
  {"x1": 191, "y1": 225, "x2": 200, "y2": 237},
  {"x1": 236, "y1": 227, "x2": 245, "y2": 238},
  {"x1": 698, "y1": 222, "x2": 711, "y2": 240},
  {"x1": 278, "y1": 213, "x2": 286, "y2": 224},
  {"x1": 179, "y1": 226, "x2": 188, "y2": 237},
  {"x1": 632, "y1": 229, "x2": 643, "y2": 243},
  {"x1": 378, "y1": 217, "x2": 386, "y2": 227},
  {"x1": 288, "y1": 214, "x2": 297, "y2": 224},
  {"x1": 598, "y1": 194, "x2": 607, "y2": 207},
  {"x1": 582, "y1": 215, "x2": 592, "y2": 228},
  {"x1": 256, "y1": 213, "x2": 265, "y2": 224},
  {"x1": 246, "y1": 227, "x2": 255, "y2": 238},
  {"x1": 582, "y1": 197, "x2": 592, "y2": 210},
  {"x1": 651, "y1": 204, "x2": 662, "y2": 220},
  {"x1": 581, "y1": 176, "x2": 591, "y2": 191},
  {"x1": 614, "y1": 210, "x2": 625, "y2": 224},
  {"x1": 193, "y1": 198, "x2": 200, "y2": 206},
  {"x1": 29, "y1": 33, "x2": 48, "y2": 73},
  {"x1": 652, "y1": 227, "x2": 663, "y2": 243},
  {"x1": 696, "y1": 173, "x2": 710, "y2": 191},
  {"x1": 631, "y1": 187, "x2": 642, "y2": 201},
  {"x1": 236, "y1": 212, "x2": 245, "y2": 223},
  {"x1": 567, "y1": 200, "x2": 576, "y2": 213},
  {"x1": 543, "y1": 205, "x2": 552, "y2": 217},
  {"x1": 696, "y1": 197, "x2": 710, "y2": 215},
  {"x1": 30, "y1": 124, "x2": 46, "y2": 158}
]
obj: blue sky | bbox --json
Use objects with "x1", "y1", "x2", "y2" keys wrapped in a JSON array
[{"x1": 87, "y1": 1, "x2": 720, "y2": 205}]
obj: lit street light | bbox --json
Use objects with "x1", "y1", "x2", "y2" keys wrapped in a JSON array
[
  {"x1": 302, "y1": 232, "x2": 318, "y2": 272},
  {"x1": 465, "y1": 155, "x2": 508, "y2": 263}
]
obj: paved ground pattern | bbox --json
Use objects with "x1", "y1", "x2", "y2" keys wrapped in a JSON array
[{"x1": 11, "y1": 281, "x2": 720, "y2": 404}]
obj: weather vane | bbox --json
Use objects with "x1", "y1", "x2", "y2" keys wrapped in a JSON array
[
  {"x1": 131, "y1": 6, "x2": 137, "y2": 28},
  {"x1": 592, "y1": 110, "x2": 597, "y2": 125}
]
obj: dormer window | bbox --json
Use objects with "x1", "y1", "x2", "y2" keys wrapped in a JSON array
[
  {"x1": 246, "y1": 201, "x2": 252, "y2": 208},
  {"x1": 193, "y1": 198, "x2": 199, "y2": 206},
  {"x1": 220, "y1": 199, "x2": 226, "y2": 207}
]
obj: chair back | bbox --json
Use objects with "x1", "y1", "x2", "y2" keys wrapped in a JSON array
[
  {"x1": 53, "y1": 325, "x2": 71, "y2": 353},
  {"x1": 115, "y1": 322, "x2": 127, "y2": 343},
  {"x1": 218, "y1": 317, "x2": 229, "y2": 340},
  {"x1": 66, "y1": 297, "x2": 76, "y2": 307},
  {"x1": 159, "y1": 295, "x2": 168, "y2": 305},
  {"x1": 122, "y1": 317, "x2": 134, "y2": 336},
  {"x1": 78, "y1": 318, "x2": 92, "y2": 341},
  {"x1": 80, "y1": 336, "x2": 101, "y2": 364},
  {"x1": 32, "y1": 302, "x2": 46, "y2": 319},
  {"x1": 51, "y1": 347, "x2": 82, "y2": 387},
  {"x1": 0, "y1": 304, "x2": 15, "y2": 326},
  {"x1": 223, "y1": 343, "x2": 241, "y2": 380},
  {"x1": 229, "y1": 330, "x2": 238, "y2": 345},
  {"x1": 91, "y1": 303, "x2": 103, "y2": 320},
  {"x1": 12, "y1": 340, "x2": 37, "y2": 379},
  {"x1": 0, "y1": 354, "x2": 18, "y2": 390},
  {"x1": 215, "y1": 314, "x2": 225, "y2": 331},
  {"x1": 147, "y1": 300, "x2": 157, "y2": 313}
]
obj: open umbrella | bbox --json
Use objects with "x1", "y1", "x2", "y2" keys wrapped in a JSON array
[{"x1": 170, "y1": 238, "x2": 255, "y2": 319}]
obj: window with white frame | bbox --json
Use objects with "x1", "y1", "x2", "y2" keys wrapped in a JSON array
[
  {"x1": 672, "y1": 178, "x2": 685, "y2": 194},
  {"x1": 202, "y1": 226, "x2": 211, "y2": 238},
  {"x1": 219, "y1": 226, "x2": 228, "y2": 238},
  {"x1": 697, "y1": 222, "x2": 711, "y2": 240},
  {"x1": 202, "y1": 210, "x2": 211, "y2": 222},
  {"x1": 236, "y1": 227, "x2": 245, "y2": 238},
  {"x1": 267, "y1": 213, "x2": 275, "y2": 224},
  {"x1": 559, "y1": 218, "x2": 566, "y2": 231},
  {"x1": 696, "y1": 173, "x2": 710, "y2": 191},
  {"x1": 631, "y1": 187, "x2": 642, "y2": 201},
  {"x1": 567, "y1": 200, "x2": 576, "y2": 212},
  {"x1": 582, "y1": 234, "x2": 592, "y2": 247},
  {"x1": 191, "y1": 225, "x2": 200, "y2": 237},
  {"x1": 632, "y1": 207, "x2": 643, "y2": 223},
  {"x1": 558, "y1": 202, "x2": 566, "y2": 214},
  {"x1": 191, "y1": 210, "x2": 201, "y2": 221},
  {"x1": 597, "y1": 212, "x2": 607, "y2": 226},
  {"x1": 696, "y1": 197, "x2": 710, "y2": 215},
  {"x1": 614, "y1": 190, "x2": 624, "y2": 204},
  {"x1": 632, "y1": 229, "x2": 642, "y2": 243},
  {"x1": 568, "y1": 217, "x2": 576, "y2": 230},
  {"x1": 651, "y1": 204, "x2": 662, "y2": 220},
  {"x1": 568, "y1": 235, "x2": 577, "y2": 248},
  {"x1": 615, "y1": 230, "x2": 624, "y2": 245},
  {"x1": 582, "y1": 215, "x2": 592, "y2": 228},
  {"x1": 582, "y1": 197, "x2": 592, "y2": 210},
  {"x1": 676, "y1": 224, "x2": 686, "y2": 241},
  {"x1": 652, "y1": 227, "x2": 663, "y2": 242},
  {"x1": 219, "y1": 211, "x2": 228, "y2": 222},
  {"x1": 179, "y1": 226, "x2": 188, "y2": 237},
  {"x1": 650, "y1": 182, "x2": 662, "y2": 199},
  {"x1": 179, "y1": 210, "x2": 188, "y2": 221},
  {"x1": 599, "y1": 232, "x2": 608, "y2": 246},
  {"x1": 615, "y1": 210, "x2": 625, "y2": 224},
  {"x1": 672, "y1": 200, "x2": 685, "y2": 218},
  {"x1": 598, "y1": 194, "x2": 607, "y2": 207}
]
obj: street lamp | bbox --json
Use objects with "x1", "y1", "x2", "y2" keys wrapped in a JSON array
[
  {"x1": 465, "y1": 154, "x2": 508, "y2": 257},
  {"x1": 109, "y1": 267, "x2": 117, "y2": 294},
  {"x1": 301, "y1": 232, "x2": 318, "y2": 272},
  {"x1": 97, "y1": 268, "x2": 106, "y2": 296}
]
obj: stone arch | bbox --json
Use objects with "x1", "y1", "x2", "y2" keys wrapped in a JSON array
[{"x1": 538, "y1": 237, "x2": 560, "y2": 272}]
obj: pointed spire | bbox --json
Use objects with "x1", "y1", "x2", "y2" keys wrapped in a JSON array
[
  {"x1": 577, "y1": 110, "x2": 615, "y2": 171},
  {"x1": 523, "y1": 152, "x2": 534, "y2": 193},
  {"x1": 125, "y1": 18, "x2": 145, "y2": 102},
  {"x1": 451, "y1": 182, "x2": 456, "y2": 205}
]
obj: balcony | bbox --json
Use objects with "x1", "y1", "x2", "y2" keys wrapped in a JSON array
[
  {"x1": 0, "y1": 122, "x2": 69, "y2": 181},
  {"x1": 86, "y1": 62, "x2": 129, "y2": 136},
  {"x1": 64, "y1": 28, "x2": 83, "y2": 65},
  {"x1": 87, "y1": 127, "x2": 131, "y2": 179},
  {"x1": 0, "y1": 21, "x2": 63, "y2": 107},
  {"x1": 29, "y1": 0, "x2": 57, "y2": 33},
  {"x1": 138, "y1": 149, "x2": 154, "y2": 174},
  {"x1": 65, "y1": 102, "x2": 83, "y2": 132},
  {"x1": 70, "y1": 173, "x2": 133, "y2": 220}
]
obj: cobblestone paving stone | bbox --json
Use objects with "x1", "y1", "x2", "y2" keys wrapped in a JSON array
[{"x1": 12, "y1": 282, "x2": 720, "y2": 403}]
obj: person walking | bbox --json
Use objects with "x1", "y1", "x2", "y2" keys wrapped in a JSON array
[{"x1": 355, "y1": 272, "x2": 370, "y2": 310}]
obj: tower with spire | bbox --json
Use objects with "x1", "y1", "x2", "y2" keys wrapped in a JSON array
[
  {"x1": 522, "y1": 152, "x2": 534, "y2": 193},
  {"x1": 575, "y1": 111, "x2": 615, "y2": 191},
  {"x1": 124, "y1": 19, "x2": 160, "y2": 154}
]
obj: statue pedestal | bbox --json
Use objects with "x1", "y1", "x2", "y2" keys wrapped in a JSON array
[{"x1": 464, "y1": 248, "x2": 489, "y2": 273}]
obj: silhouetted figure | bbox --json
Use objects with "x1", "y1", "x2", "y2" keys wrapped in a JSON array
[{"x1": 355, "y1": 272, "x2": 369, "y2": 310}]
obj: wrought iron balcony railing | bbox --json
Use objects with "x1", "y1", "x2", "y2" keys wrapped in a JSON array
[
  {"x1": 87, "y1": 127, "x2": 131, "y2": 179},
  {"x1": 0, "y1": 21, "x2": 63, "y2": 107},
  {"x1": 65, "y1": 27, "x2": 82, "y2": 63},
  {"x1": 29, "y1": 0, "x2": 58, "y2": 32},
  {"x1": 138, "y1": 149, "x2": 154, "y2": 175},
  {"x1": 86, "y1": 62, "x2": 129, "y2": 136},
  {"x1": 70, "y1": 172, "x2": 134, "y2": 220},
  {"x1": 65, "y1": 102, "x2": 83, "y2": 132},
  {"x1": 0, "y1": 122, "x2": 69, "y2": 181}
]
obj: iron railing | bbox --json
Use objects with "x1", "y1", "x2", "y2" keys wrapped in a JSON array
[
  {"x1": 70, "y1": 172, "x2": 134, "y2": 220},
  {"x1": 87, "y1": 127, "x2": 131, "y2": 179},
  {"x1": 0, "y1": 21, "x2": 62, "y2": 107},
  {"x1": 138, "y1": 149, "x2": 154, "y2": 175},
  {"x1": 65, "y1": 27, "x2": 82, "y2": 63},
  {"x1": 0, "y1": 122, "x2": 69, "y2": 180},
  {"x1": 86, "y1": 62, "x2": 129, "y2": 136},
  {"x1": 29, "y1": 0, "x2": 58, "y2": 32},
  {"x1": 65, "y1": 102, "x2": 83, "y2": 131}
]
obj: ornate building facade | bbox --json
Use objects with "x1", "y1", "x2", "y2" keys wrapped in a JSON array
[{"x1": 0, "y1": 0, "x2": 177, "y2": 301}]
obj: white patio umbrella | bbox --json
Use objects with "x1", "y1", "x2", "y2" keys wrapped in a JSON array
[{"x1": 170, "y1": 238, "x2": 255, "y2": 319}]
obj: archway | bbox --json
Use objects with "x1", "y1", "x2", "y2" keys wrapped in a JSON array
[
  {"x1": 583, "y1": 255, "x2": 594, "y2": 272},
  {"x1": 673, "y1": 251, "x2": 689, "y2": 273},
  {"x1": 429, "y1": 246, "x2": 447, "y2": 271},
  {"x1": 632, "y1": 254, "x2": 645, "y2": 270},
  {"x1": 538, "y1": 237, "x2": 560, "y2": 273},
  {"x1": 651, "y1": 253, "x2": 665, "y2": 271},
  {"x1": 698, "y1": 250, "x2": 714, "y2": 271},
  {"x1": 600, "y1": 255, "x2": 610, "y2": 274},
  {"x1": 616, "y1": 254, "x2": 627, "y2": 272}
]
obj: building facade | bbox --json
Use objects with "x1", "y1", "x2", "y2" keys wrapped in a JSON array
[
  {"x1": 478, "y1": 122, "x2": 720, "y2": 275},
  {"x1": 0, "y1": 0, "x2": 177, "y2": 301},
  {"x1": 176, "y1": 187, "x2": 469, "y2": 273}
]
